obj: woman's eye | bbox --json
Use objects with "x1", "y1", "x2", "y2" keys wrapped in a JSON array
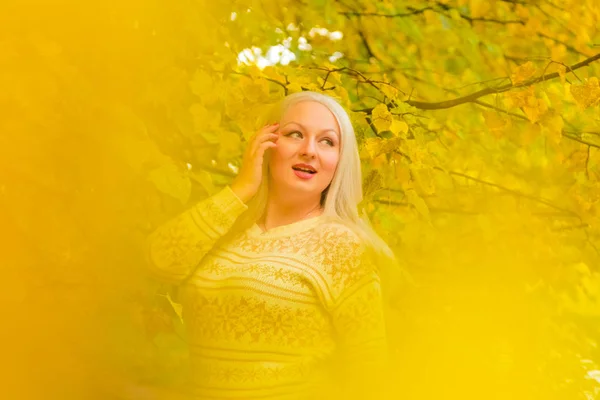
[{"x1": 285, "y1": 131, "x2": 334, "y2": 146}]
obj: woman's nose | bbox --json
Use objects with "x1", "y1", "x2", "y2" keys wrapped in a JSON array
[{"x1": 299, "y1": 138, "x2": 317, "y2": 157}]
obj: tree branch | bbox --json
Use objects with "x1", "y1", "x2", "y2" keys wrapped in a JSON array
[
  {"x1": 465, "y1": 16, "x2": 524, "y2": 25},
  {"x1": 551, "y1": 223, "x2": 590, "y2": 232},
  {"x1": 439, "y1": 168, "x2": 580, "y2": 217},
  {"x1": 433, "y1": 2, "x2": 525, "y2": 25},
  {"x1": 357, "y1": 29, "x2": 376, "y2": 59},
  {"x1": 370, "y1": 144, "x2": 580, "y2": 219},
  {"x1": 340, "y1": 7, "x2": 434, "y2": 18},
  {"x1": 342, "y1": 3, "x2": 524, "y2": 25},
  {"x1": 310, "y1": 66, "x2": 405, "y2": 105},
  {"x1": 373, "y1": 198, "x2": 483, "y2": 215},
  {"x1": 405, "y1": 53, "x2": 600, "y2": 110},
  {"x1": 498, "y1": 0, "x2": 528, "y2": 5}
]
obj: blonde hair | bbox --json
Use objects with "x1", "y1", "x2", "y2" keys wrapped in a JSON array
[{"x1": 228, "y1": 91, "x2": 402, "y2": 295}]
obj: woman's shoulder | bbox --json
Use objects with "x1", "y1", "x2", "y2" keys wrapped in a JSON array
[
  {"x1": 305, "y1": 216, "x2": 379, "y2": 295},
  {"x1": 307, "y1": 216, "x2": 369, "y2": 257},
  {"x1": 315, "y1": 215, "x2": 361, "y2": 237}
]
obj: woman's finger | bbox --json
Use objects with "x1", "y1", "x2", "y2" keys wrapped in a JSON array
[
  {"x1": 257, "y1": 123, "x2": 279, "y2": 140},
  {"x1": 251, "y1": 123, "x2": 278, "y2": 139},
  {"x1": 255, "y1": 141, "x2": 277, "y2": 161},
  {"x1": 251, "y1": 131, "x2": 279, "y2": 153}
]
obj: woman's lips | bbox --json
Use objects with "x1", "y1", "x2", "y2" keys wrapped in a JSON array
[{"x1": 292, "y1": 169, "x2": 316, "y2": 180}]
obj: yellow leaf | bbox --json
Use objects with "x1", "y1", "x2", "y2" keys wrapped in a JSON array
[
  {"x1": 482, "y1": 110, "x2": 508, "y2": 133},
  {"x1": 364, "y1": 137, "x2": 384, "y2": 158},
  {"x1": 190, "y1": 103, "x2": 221, "y2": 129},
  {"x1": 515, "y1": 4, "x2": 529, "y2": 19},
  {"x1": 351, "y1": 111, "x2": 371, "y2": 138},
  {"x1": 218, "y1": 130, "x2": 243, "y2": 160},
  {"x1": 189, "y1": 69, "x2": 215, "y2": 100},
  {"x1": 394, "y1": 161, "x2": 412, "y2": 184},
  {"x1": 469, "y1": 0, "x2": 492, "y2": 18},
  {"x1": 570, "y1": 77, "x2": 600, "y2": 109},
  {"x1": 515, "y1": 148, "x2": 530, "y2": 169},
  {"x1": 363, "y1": 136, "x2": 403, "y2": 158},
  {"x1": 371, "y1": 103, "x2": 393, "y2": 132},
  {"x1": 551, "y1": 44, "x2": 567, "y2": 63},
  {"x1": 504, "y1": 87, "x2": 544, "y2": 122},
  {"x1": 573, "y1": 262, "x2": 591, "y2": 276},
  {"x1": 121, "y1": 138, "x2": 169, "y2": 174},
  {"x1": 190, "y1": 104, "x2": 221, "y2": 142},
  {"x1": 390, "y1": 119, "x2": 409, "y2": 136},
  {"x1": 449, "y1": 8, "x2": 462, "y2": 21},
  {"x1": 504, "y1": 87, "x2": 535, "y2": 108},
  {"x1": 237, "y1": 106, "x2": 265, "y2": 142},
  {"x1": 148, "y1": 163, "x2": 191, "y2": 205},
  {"x1": 190, "y1": 170, "x2": 216, "y2": 195},
  {"x1": 539, "y1": 91, "x2": 552, "y2": 108},
  {"x1": 540, "y1": 112, "x2": 563, "y2": 144},
  {"x1": 519, "y1": 122, "x2": 541, "y2": 146},
  {"x1": 405, "y1": 188, "x2": 431, "y2": 221},
  {"x1": 262, "y1": 67, "x2": 286, "y2": 84},
  {"x1": 380, "y1": 84, "x2": 399, "y2": 101},
  {"x1": 523, "y1": 102, "x2": 544, "y2": 123},
  {"x1": 241, "y1": 78, "x2": 270, "y2": 102},
  {"x1": 223, "y1": 88, "x2": 246, "y2": 118},
  {"x1": 423, "y1": 9, "x2": 439, "y2": 25},
  {"x1": 411, "y1": 166, "x2": 436, "y2": 195},
  {"x1": 362, "y1": 170, "x2": 383, "y2": 199},
  {"x1": 331, "y1": 85, "x2": 351, "y2": 109},
  {"x1": 247, "y1": 65, "x2": 262, "y2": 80},
  {"x1": 287, "y1": 82, "x2": 303, "y2": 94},
  {"x1": 511, "y1": 61, "x2": 537, "y2": 85}
]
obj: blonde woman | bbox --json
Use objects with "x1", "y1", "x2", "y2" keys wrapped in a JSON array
[{"x1": 147, "y1": 91, "x2": 396, "y2": 399}]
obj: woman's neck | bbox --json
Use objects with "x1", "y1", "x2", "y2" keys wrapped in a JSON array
[{"x1": 259, "y1": 192, "x2": 323, "y2": 231}]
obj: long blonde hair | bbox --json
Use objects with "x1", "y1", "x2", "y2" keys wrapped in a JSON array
[{"x1": 228, "y1": 92, "x2": 403, "y2": 296}]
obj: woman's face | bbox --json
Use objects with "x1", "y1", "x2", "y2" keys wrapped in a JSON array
[{"x1": 269, "y1": 100, "x2": 341, "y2": 200}]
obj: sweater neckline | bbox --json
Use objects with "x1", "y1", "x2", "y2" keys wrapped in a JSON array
[{"x1": 247, "y1": 214, "x2": 328, "y2": 239}]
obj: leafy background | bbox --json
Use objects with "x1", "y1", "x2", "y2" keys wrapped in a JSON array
[{"x1": 2, "y1": 0, "x2": 600, "y2": 399}]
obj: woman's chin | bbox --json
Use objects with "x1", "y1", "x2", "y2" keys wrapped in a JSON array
[{"x1": 274, "y1": 179, "x2": 323, "y2": 196}]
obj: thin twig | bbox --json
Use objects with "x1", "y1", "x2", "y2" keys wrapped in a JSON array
[
  {"x1": 473, "y1": 100, "x2": 529, "y2": 121},
  {"x1": 562, "y1": 133, "x2": 600, "y2": 150},
  {"x1": 538, "y1": 32, "x2": 591, "y2": 57}
]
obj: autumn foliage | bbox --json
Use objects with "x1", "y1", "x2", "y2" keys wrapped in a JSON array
[{"x1": 2, "y1": 0, "x2": 600, "y2": 399}]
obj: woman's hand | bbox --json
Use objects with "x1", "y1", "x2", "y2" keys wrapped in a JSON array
[{"x1": 230, "y1": 123, "x2": 279, "y2": 203}]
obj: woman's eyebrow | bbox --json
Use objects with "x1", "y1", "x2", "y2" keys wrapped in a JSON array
[{"x1": 281, "y1": 121, "x2": 339, "y2": 136}]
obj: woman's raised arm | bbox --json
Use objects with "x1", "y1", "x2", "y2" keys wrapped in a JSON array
[
  {"x1": 146, "y1": 186, "x2": 247, "y2": 284},
  {"x1": 146, "y1": 123, "x2": 280, "y2": 284}
]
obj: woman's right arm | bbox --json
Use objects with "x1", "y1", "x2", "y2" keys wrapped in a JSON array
[
  {"x1": 146, "y1": 122, "x2": 280, "y2": 284},
  {"x1": 146, "y1": 186, "x2": 248, "y2": 284}
]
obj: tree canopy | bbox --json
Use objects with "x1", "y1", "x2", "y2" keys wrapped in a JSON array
[{"x1": 2, "y1": 0, "x2": 600, "y2": 399}]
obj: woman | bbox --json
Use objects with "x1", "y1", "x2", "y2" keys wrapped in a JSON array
[{"x1": 147, "y1": 91, "x2": 395, "y2": 399}]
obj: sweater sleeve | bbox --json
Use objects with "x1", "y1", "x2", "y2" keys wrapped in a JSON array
[
  {"x1": 324, "y1": 231, "x2": 391, "y2": 399},
  {"x1": 146, "y1": 186, "x2": 248, "y2": 285}
]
